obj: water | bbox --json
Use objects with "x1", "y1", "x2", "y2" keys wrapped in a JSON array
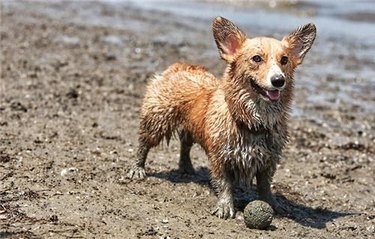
[
  {"x1": 121, "y1": 0, "x2": 375, "y2": 117},
  {"x1": 125, "y1": 0, "x2": 375, "y2": 43}
]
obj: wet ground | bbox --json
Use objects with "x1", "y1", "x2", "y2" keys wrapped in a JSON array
[{"x1": 1, "y1": 1, "x2": 374, "y2": 238}]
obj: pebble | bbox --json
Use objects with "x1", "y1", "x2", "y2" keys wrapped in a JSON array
[{"x1": 60, "y1": 167, "x2": 79, "y2": 179}]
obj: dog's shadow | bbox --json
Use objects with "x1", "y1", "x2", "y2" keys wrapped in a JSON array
[{"x1": 149, "y1": 167, "x2": 354, "y2": 229}]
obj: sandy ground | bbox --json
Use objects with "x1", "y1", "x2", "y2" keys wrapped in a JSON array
[{"x1": 1, "y1": 1, "x2": 374, "y2": 238}]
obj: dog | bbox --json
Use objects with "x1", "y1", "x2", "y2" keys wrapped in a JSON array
[{"x1": 127, "y1": 16, "x2": 316, "y2": 219}]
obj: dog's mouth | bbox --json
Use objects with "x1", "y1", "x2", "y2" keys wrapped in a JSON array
[{"x1": 250, "y1": 80, "x2": 280, "y2": 102}]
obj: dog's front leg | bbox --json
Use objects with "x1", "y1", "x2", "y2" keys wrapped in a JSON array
[
  {"x1": 211, "y1": 174, "x2": 235, "y2": 219},
  {"x1": 256, "y1": 166, "x2": 288, "y2": 215}
]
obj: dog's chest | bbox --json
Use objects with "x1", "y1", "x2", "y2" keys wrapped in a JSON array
[{"x1": 221, "y1": 129, "x2": 283, "y2": 179}]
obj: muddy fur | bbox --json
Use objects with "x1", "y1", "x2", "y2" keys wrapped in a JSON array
[{"x1": 128, "y1": 16, "x2": 316, "y2": 219}]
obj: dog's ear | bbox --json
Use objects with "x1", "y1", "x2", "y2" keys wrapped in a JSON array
[
  {"x1": 213, "y1": 16, "x2": 246, "y2": 62},
  {"x1": 283, "y1": 23, "x2": 316, "y2": 65}
]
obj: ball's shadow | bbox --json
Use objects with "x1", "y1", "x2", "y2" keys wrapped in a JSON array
[{"x1": 150, "y1": 167, "x2": 354, "y2": 229}]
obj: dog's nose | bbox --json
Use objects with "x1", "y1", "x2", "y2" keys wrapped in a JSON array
[{"x1": 271, "y1": 75, "x2": 285, "y2": 88}]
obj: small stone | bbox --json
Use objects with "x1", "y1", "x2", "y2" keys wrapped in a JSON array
[
  {"x1": 243, "y1": 200, "x2": 273, "y2": 230},
  {"x1": 60, "y1": 167, "x2": 78, "y2": 179}
]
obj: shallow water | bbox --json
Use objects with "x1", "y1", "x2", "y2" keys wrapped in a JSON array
[
  {"x1": 126, "y1": 0, "x2": 375, "y2": 43},
  {"x1": 113, "y1": 0, "x2": 375, "y2": 116}
]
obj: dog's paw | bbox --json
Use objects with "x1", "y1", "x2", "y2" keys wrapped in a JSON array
[
  {"x1": 211, "y1": 201, "x2": 235, "y2": 219},
  {"x1": 263, "y1": 198, "x2": 288, "y2": 216},
  {"x1": 126, "y1": 166, "x2": 146, "y2": 180},
  {"x1": 272, "y1": 201, "x2": 288, "y2": 216}
]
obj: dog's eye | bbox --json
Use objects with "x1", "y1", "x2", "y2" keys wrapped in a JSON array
[
  {"x1": 252, "y1": 55, "x2": 262, "y2": 63},
  {"x1": 280, "y1": 56, "x2": 288, "y2": 65}
]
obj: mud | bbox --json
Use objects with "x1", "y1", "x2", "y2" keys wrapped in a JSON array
[{"x1": 1, "y1": 1, "x2": 374, "y2": 238}]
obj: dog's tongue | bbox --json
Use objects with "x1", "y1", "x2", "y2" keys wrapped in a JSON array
[{"x1": 266, "y1": 90, "x2": 280, "y2": 101}]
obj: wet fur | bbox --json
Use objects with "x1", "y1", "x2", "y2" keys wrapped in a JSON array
[{"x1": 128, "y1": 17, "x2": 316, "y2": 219}]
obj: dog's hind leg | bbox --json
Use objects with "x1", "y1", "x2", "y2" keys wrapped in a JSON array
[
  {"x1": 178, "y1": 129, "x2": 195, "y2": 174},
  {"x1": 127, "y1": 115, "x2": 172, "y2": 180},
  {"x1": 127, "y1": 137, "x2": 151, "y2": 180}
]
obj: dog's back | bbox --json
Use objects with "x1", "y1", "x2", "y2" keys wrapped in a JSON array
[{"x1": 139, "y1": 63, "x2": 218, "y2": 146}]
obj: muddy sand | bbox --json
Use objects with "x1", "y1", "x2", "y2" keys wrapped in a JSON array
[{"x1": 1, "y1": 1, "x2": 374, "y2": 238}]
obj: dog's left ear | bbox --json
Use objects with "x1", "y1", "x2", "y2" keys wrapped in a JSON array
[
  {"x1": 213, "y1": 16, "x2": 246, "y2": 62},
  {"x1": 283, "y1": 23, "x2": 316, "y2": 65}
]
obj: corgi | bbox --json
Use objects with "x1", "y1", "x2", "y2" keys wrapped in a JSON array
[{"x1": 127, "y1": 16, "x2": 316, "y2": 219}]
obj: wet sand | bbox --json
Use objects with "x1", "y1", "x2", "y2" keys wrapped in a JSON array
[{"x1": 1, "y1": 1, "x2": 374, "y2": 238}]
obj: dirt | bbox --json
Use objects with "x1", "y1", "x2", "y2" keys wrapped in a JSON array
[{"x1": 1, "y1": 1, "x2": 374, "y2": 239}]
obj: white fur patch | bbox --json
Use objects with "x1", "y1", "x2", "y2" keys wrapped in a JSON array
[{"x1": 266, "y1": 62, "x2": 285, "y2": 88}]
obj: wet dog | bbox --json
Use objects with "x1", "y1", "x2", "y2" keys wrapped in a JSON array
[{"x1": 127, "y1": 16, "x2": 316, "y2": 219}]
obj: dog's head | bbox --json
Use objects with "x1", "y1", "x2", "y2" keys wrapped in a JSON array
[{"x1": 213, "y1": 17, "x2": 316, "y2": 105}]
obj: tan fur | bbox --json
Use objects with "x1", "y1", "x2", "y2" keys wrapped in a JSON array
[{"x1": 128, "y1": 17, "x2": 316, "y2": 219}]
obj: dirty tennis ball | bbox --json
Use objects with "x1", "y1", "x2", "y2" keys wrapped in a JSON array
[{"x1": 243, "y1": 200, "x2": 274, "y2": 229}]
